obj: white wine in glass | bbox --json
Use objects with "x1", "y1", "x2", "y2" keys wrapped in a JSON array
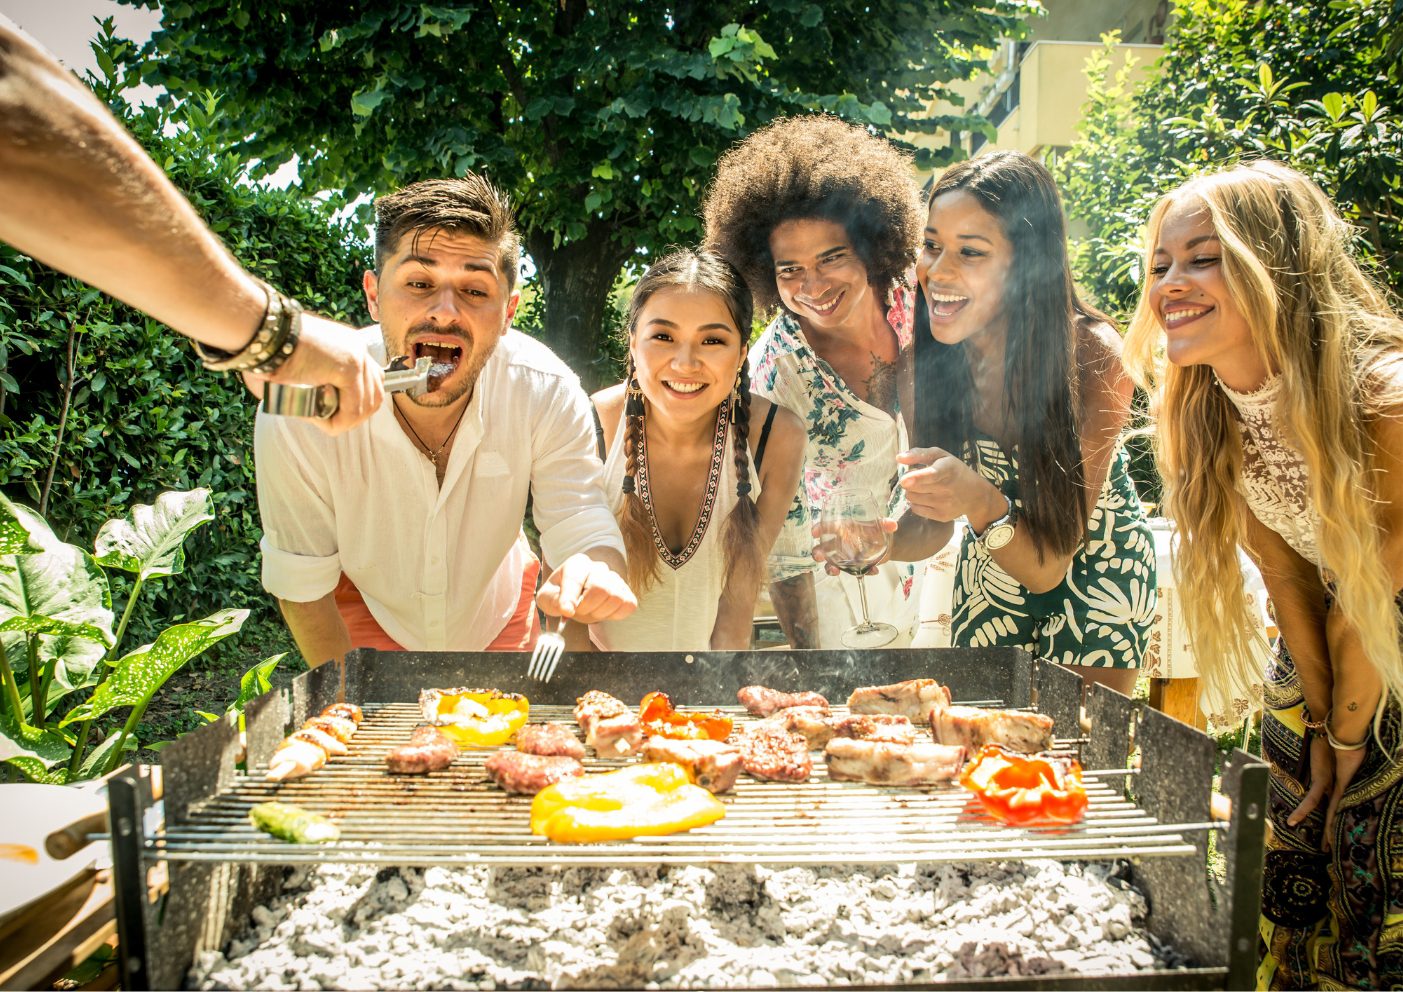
[{"x1": 817, "y1": 488, "x2": 898, "y2": 649}]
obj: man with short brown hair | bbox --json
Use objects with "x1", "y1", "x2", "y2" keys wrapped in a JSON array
[{"x1": 255, "y1": 175, "x2": 635, "y2": 665}]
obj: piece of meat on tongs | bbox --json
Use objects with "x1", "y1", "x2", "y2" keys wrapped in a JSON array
[
  {"x1": 737, "y1": 725, "x2": 812, "y2": 782},
  {"x1": 847, "y1": 678, "x2": 952, "y2": 724},
  {"x1": 824, "y1": 738, "x2": 967, "y2": 787},
  {"x1": 516, "y1": 722, "x2": 586, "y2": 760},
  {"x1": 642, "y1": 737, "x2": 743, "y2": 793},
  {"x1": 386, "y1": 726, "x2": 456, "y2": 775},
  {"x1": 484, "y1": 752, "x2": 584, "y2": 795},
  {"x1": 736, "y1": 685, "x2": 831, "y2": 718},
  {"x1": 573, "y1": 690, "x2": 643, "y2": 757},
  {"x1": 931, "y1": 706, "x2": 1054, "y2": 755}
]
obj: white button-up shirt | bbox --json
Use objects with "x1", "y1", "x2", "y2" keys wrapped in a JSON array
[{"x1": 255, "y1": 327, "x2": 624, "y2": 650}]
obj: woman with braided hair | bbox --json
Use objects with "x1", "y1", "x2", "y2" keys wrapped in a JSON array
[{"x1": 585, "y1": 249, "x2": 805, "y2": 651}]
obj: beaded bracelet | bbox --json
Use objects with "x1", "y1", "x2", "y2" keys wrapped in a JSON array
[
  {"x1": 1300, "y1": 705, "x2": 1328, "y2": 732},
  {"x1": 191, "y1": 281, "x2": 302, "y2": 375},
  {"x1": 1323, "y1": 708, "x2": 1367, "y2": 751}
]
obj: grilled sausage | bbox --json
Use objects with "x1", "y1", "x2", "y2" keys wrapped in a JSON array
[{"x1": 386, "y1": 726, "x2": 455, "y2": 775}]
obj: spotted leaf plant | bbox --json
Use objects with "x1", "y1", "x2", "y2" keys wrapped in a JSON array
[{"x1": 0, "y1": 488, "x2": 248, "y2": 782}]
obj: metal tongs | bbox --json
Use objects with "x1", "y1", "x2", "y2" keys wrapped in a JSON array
[{"x1": 262, "y1": 356, "x2": 432, "y2": 418}]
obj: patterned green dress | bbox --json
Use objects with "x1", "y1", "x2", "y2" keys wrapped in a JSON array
[{"x1": 950, "y1": 435, "x2": 1157, "y2": 668}]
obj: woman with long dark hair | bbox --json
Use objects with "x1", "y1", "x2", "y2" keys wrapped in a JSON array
[
  {"x1": 586, "y1": 249, "x2": 804, "y2": 650},
  {"x1": 899, "y1": 151, "x2": 1156, "y2": 692}
]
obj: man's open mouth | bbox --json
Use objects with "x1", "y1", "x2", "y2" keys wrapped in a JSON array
[{"x1": 414, "y1": 341, "x2": 464, "y2": 389}]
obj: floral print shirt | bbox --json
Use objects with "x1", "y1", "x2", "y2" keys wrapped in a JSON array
[{"x1": 747, "y1": 288, "x2": 915, "y2": 584}]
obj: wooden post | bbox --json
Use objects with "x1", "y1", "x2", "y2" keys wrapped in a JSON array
[{"x1": 1148, "y1": 676, "x2": 1206, "y2": 730}]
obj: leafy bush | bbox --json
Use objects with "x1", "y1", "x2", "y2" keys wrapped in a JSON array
[
  {"x1": 0, "y1": 489, "x2": 272, "y2": 781},
  {"x1": 0, "y1": 24, "x2": 373, "y2": 684}
]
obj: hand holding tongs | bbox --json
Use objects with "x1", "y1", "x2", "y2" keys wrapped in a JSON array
[{"x1": 262, "y1": 356, "x2": 432, "y2": 418}]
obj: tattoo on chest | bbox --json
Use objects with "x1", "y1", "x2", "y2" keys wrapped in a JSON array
[{"x1": 866, "y1": 352, "x2": 898, "y2": 413}]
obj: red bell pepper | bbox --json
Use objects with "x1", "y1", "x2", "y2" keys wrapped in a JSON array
[
  {"x1": 639, "y1": 691, "x2": 732, "y2": 742},
  {"x1": 958, "y1": 744, "x2": 1088, "y2": 826}
]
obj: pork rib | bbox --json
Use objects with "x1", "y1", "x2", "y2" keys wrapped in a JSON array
[
  {"x1": 484, "y1": 752, "x2": 584, "y2": 795},
  {"x1": 824, "y1": 738, "x2": 966, "y2": 787},
  {"x1": 847, "y1": 678, "x2": 952, "y2": 724},
  {"x1": 736, "y1": 685, "x2": 831, "y2": 718},
  {"x1": 642, "y1": 737, "x2": 742, "y2": 793},
  {"x1": 573, "y1": 690, "x2": 643, "y2": 757},
  {"x1": 930, "y1": 705, "x2": 1054, "y2": 754}
]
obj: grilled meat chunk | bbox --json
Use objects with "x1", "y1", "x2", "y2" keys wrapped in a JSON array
[
  {"x1": 484, "y1": 752, "x2": 584, "y2": 795},
  {"x1": 304, "y1": 715, "x2": 357, "y2": 744},
  {"x1": 760, "y1": 706, "x2": 839, "y2": 749},
  {"x1": 824, "y1": 738, "x2": 966, "y2": 786},
  {"x1": 641, "y1": 737, "x2": 743, "y2": 793},
  {"x1": 320, "y1": 703, "x2": 364, "y2": 724},
  {"x1": 516, "y1": 722, "x2": 586, "y2": 760},
  {"x1": 931, "y1": 706, "x2": 1054, "y2": 755},
  {"x1": 833, "y1": 713, "x2": 919, "y2": 746},
  {"x1": 574, "y1": 690, "x2": 643, "y2": 757},
  {"x1": 847, "y1": 678, "x2": 952, "y2": 724},
  {"x1": 289, "y1": 726, "x2": 347, "y2": 757},
  {"x1": 736, "y1": 685, "x2": 831, "y2": 718},
  {"x1": 267, "y1": 738, "x2": 327, "y2": 782},
  {"x1": 737, "y1": 725, "x2": 812, "y2": 782},
  {"x1": 386, "y1": 726, "x2": 455, "y2": 775}
]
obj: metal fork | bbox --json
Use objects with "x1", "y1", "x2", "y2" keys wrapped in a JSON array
[{"x1": 527, "y1": 614, "x2": 566, "y2": 682}]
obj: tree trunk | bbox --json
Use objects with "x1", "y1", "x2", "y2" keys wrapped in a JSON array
[{"x1": 525, "y1": 228, "x2": 632, "y2": 392}]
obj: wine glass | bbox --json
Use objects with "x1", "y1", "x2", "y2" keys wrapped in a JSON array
[{"x1": 817, "y1": 488, "x2": 898, "y2": 649}]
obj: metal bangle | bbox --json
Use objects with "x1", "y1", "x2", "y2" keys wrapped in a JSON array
[{"x1": 1323, "y1": 709, "x2": 1367, "y2": 751}]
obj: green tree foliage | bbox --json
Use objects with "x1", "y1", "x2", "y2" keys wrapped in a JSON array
[
  {"x1": 0, "y1": 24, "x2": 371, "y2": 676},
  {"x1": 1054, "y1": 0, "x2": 1403, "y2": 319},
  {"x1": 1051, "y1": 0, "x2": 1403, "y2": 503},
  {"x1": 119, "y1": 0, "x2": 1035, "y2": 386}
]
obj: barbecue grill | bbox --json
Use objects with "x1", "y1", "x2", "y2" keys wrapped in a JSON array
[{"x1": 107, "y1": 646, "x2": 1267, "y2": 990}]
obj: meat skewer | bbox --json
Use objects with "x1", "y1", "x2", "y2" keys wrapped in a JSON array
[
  {"x1": 736, "y1": 685, "x2": 830, "y2": 718},
  {"x1": 266, "y1": 703, "x2": 365, "y2": 782},
  {"x1": 386, "y1": 726, "x2": 456, "y2": 775},
  {"x1": 574, "y1": 690, "x2": 643, "y2": 757}
]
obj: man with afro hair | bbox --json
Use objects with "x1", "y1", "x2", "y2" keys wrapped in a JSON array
[{"x1": 703, "y1": 115, "x2": 939, "y2": 648}]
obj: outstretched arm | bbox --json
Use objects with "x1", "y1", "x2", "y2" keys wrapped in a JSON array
[{"x1": 0, "y1": 17, "x2": 382, "y2": 432}]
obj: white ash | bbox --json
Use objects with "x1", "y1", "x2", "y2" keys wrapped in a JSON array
[{"x1": 190, "y1": 860, "x2": 1184, "y2": 990}]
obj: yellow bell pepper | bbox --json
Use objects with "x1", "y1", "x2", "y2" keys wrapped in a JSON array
[
  {"x1": 530, "y1": 763, "x2": 726, "y2": 843},
  {"x1": 424, "y1": 688, "x2": 529, "y2": 747}
]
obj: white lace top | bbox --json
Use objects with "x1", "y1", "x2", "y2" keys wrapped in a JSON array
[{"x1": 1218, "y1": 374, "x2": 1324, "y2": 567}]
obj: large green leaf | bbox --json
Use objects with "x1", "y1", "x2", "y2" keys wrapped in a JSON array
[
  {"x1": 0, "y1": 493, "x2": 43, "y2": 556},
  {"x1": 93, "y1": 488, "x2": 214, "y2": 582},
  {"x1": 0, "y1": 507, "x2": 114, "y2": 649},
  {"x1": 232, "y1": 653, "x2": 284, "y2": 712},
  {"x1": 0, "y1": 704, "x2": 73, "y2": 777},
  {"x1": 60, "y1": 609, "x2": 247, "y2": 726},
  {"x1": 79, "y1": 729, "x2": 137, "y2": 778}
]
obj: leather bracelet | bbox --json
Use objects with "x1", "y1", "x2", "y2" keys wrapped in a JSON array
[
  {"x1": 191, "y1": 280, "x2": 301, "y2": 375},
  {"x1": 1323, "y1": 708, "x2": 1367, "y2": 751}
]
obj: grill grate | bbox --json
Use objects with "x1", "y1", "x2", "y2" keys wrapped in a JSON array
[{"x1": 152, "y1": 703, "x2": 1209, "y2": 868}]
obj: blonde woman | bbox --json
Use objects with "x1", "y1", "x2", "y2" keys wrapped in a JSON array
[
  {"x1": 1124, "y1": 160, "x2": 1403, "y2": 990},
  {"x1": 587, "y1": 249, "x2": 805, "y2": 650}
]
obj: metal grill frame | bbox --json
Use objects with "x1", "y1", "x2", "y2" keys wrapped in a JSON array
[{"x1": 108, "y1": 646, "x2": 1267, "y2": 991}]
